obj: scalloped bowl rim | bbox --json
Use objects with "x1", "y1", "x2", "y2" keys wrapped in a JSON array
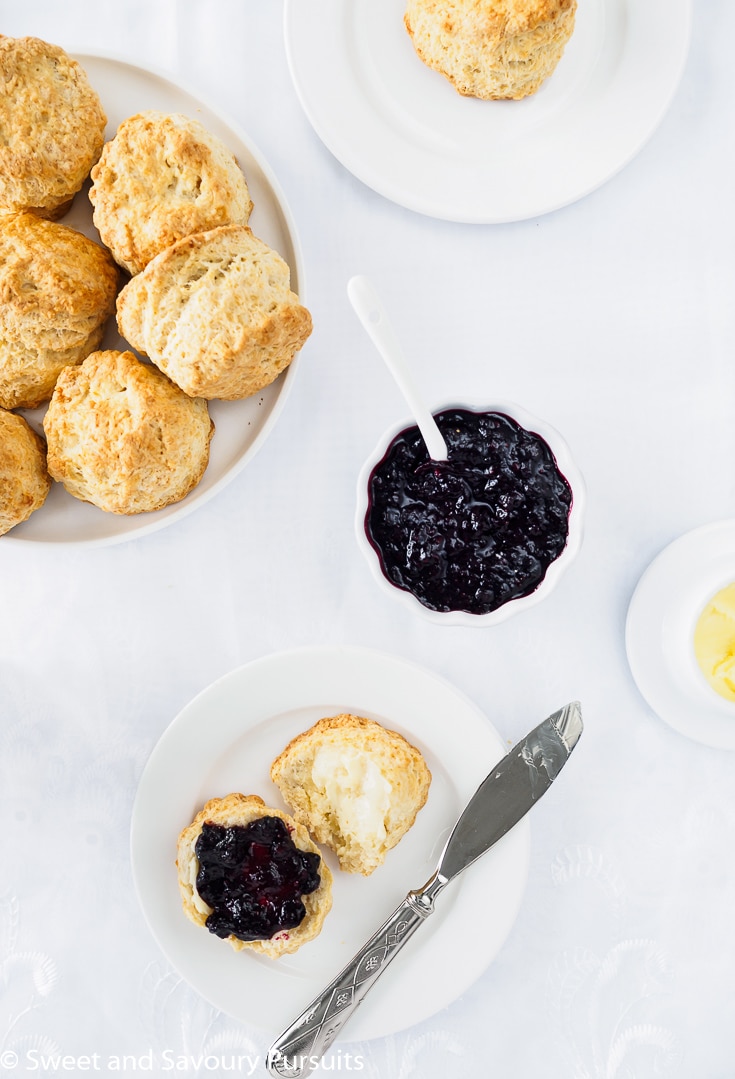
[{"x1": 355, "y1": 400, "x2": 586, "y2": 628}]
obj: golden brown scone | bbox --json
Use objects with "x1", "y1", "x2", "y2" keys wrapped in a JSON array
[
  {"x1": 0, "y1": 213, "x2": 119, "y2": 410},
  {"x1": 404, "y1": 0, "x2": 577, "y2": 100},
  {"x1": 176, "y1": 793, "x2": 333, "y2": 959},
  {"x1": 271, "y1": 715, "x2": 432, "y2": 876},
  {"x1": 43, "y1": 349, "x2": 213, "y2": 515},
  {"x1": 0, "y1": 36, "x2": 106, "y2": 217},
  {"x1": 116, "y1": 224, "x2": 312, "y2": 400},
  {"x1": 89, "y1": 111, "x2": 254, "y2": 276},
  {"x1": 0, "y1": 409, "x2": 51, "y2": 536}
]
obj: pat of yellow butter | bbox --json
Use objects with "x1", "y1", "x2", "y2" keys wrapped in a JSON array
[
  {"x1": 311, "y1": 745, "x2": 391, "y2": 843},
  {"x1": 693, "y1": 582, "x2": 735, "y2": 703}
]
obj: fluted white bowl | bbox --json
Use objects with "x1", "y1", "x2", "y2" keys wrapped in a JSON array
[{"x1": 355, "y1": 400, "x2": 585, "y2": 627}]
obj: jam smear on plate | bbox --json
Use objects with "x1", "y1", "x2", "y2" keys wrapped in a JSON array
[
  {"x1": 195, "y1": 816, "x2": 321, "y2": 942},
  {"x1": 365, "y1": 408, "x2": 572, "y2": 616}
]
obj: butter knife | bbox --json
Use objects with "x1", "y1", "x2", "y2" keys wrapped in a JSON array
[{"x1": 266, "y1": 701, "x2": 583, "y2": 1077}]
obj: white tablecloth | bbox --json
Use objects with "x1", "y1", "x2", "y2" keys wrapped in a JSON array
[{"x1": 2, "y1": 2, "x2": 734, "y2": 1076}]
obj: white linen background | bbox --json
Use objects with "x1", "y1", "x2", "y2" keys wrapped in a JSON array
[{"x1": 1, "y1": 2, "x2": 734, "y2": 1076}]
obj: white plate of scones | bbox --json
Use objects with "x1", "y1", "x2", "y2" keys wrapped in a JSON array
[
  {"x1": 1, "y1": 46, "x2": 309, "y2": 546},
  {"x1": 284, "y1": 0, "x2": 692, "y2": 223},
  {"x1": 130, "y1": 646, "x2": 531, "y2": 1040}
]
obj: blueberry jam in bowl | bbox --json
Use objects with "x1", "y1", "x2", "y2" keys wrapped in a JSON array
[{"x1": 355, "y1": 402, "x2": 585, "y2": 627}]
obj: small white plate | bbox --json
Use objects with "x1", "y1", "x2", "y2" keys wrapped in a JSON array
[
  {"x1": 283, "y1": 0, "x2": 691, "y2": 223},
  {"x1": 626, "y1": 521, "x2": 735, "y2": 750},
  {"x1": 130, "y1": 646, "x2": 530, "y2": 1039},
  {"x1": 8, "y1": 52, "x2": 307, "y2": 548}
]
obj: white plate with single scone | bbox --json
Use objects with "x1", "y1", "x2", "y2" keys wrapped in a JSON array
[
  {"x1": 130, "y1": 646, "x2": 531, "y2": 1040},
  {"x1": 284, "y1": 0, "x2": 691, "y2": 223},
  {"x1": 8, "y1": 51, "x2": 308, "y2": 546}
]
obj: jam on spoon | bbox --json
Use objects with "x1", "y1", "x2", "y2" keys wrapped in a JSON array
[{"x1": 365, "y1": 408, "x2": 573, "y2": 616}]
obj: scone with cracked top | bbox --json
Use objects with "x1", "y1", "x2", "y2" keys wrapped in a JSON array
[
  {"x1": 0, "y1": 36, "x2": 106, "y2": 218},
  {"x1": 176, "y1": 793, "x2": 333, "y2": 959},
  {"x1": 116, "y1": 224, "x2": 312, "y2": 400},
  {"x1": 89, "y1": 111, "x2": 254, "y2": 276},
  {"x1": 43, "y1": 349, "x2": 214, "y2": 515},
  {"x1": 271, "y1": 715, "x2": 432, "y2": 876},
  {"x1": 0, "y1": 409, "x2": 51, "y2": 536},
  {"x1": 0, "y1": 212, "x2": 119, "y2": 411},
  {"x1": 404, "y1": 0, "x2": 577, "y2": 100}
]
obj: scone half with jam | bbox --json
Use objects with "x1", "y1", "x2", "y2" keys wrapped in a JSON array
[
  {"x1": 176, "y1": 793, "x2": 333, "y2": 959},
  {"x1": 271, "y1": 715, "x2": 432, "y2": 876}
]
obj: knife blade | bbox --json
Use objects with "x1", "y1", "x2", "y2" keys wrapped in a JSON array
[{"x1": 266, "y1": 701, "x2": 583, "y2": 1078}]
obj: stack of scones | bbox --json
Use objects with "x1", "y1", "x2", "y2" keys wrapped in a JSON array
[{"x1": 0, "y1": 36, "x2": 312, "y2": 534}]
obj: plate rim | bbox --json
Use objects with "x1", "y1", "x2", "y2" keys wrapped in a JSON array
[
  {"x1": 129, "y1": 643, "x2": 531, "y2": 1039},
  {"x1": 4, "y1": 48, "x2": 309, "y2": 549},
  {"x1": 283, "y1": 0, "x2": 693, "y2": 224}
]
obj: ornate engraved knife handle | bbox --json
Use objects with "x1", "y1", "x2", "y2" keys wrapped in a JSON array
[{"x1": 266, "y1": 872, "x2": 446, "y2": 1077}]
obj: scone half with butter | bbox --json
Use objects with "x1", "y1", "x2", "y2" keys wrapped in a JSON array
[
  {"x1": 271, "y1": 715, "x2": 432, "y2": 876},
  {"x1": 116, "y1": 224, "x2": 312, "y2": 400},
  {"x1": 176, "y1": 793, "x2": 333, "y2": 959}
]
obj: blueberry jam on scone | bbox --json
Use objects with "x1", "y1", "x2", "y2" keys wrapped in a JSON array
[
  {"x1": 194, "y1": 816, "x2": 322, "y2": 942},
  {"x1": 176, "y1": 793, "x2": 332, "y2": 958}
]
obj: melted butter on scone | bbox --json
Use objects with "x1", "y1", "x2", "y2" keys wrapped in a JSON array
[
  {"x1": 311, "y1": 745, "x2": 393, "y2": 844},
  {"x1": 271, "y1": 714, "x2": 431, "y2": 875}
]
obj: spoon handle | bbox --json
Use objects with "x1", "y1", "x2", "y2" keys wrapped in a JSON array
[{"x1": 347, "y1": 275, "x2": 449, "y2": 461}]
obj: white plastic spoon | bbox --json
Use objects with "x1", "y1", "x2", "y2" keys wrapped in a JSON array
[{"x1": 347, "y1": 275, "x2": 449, "y2": 462}]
